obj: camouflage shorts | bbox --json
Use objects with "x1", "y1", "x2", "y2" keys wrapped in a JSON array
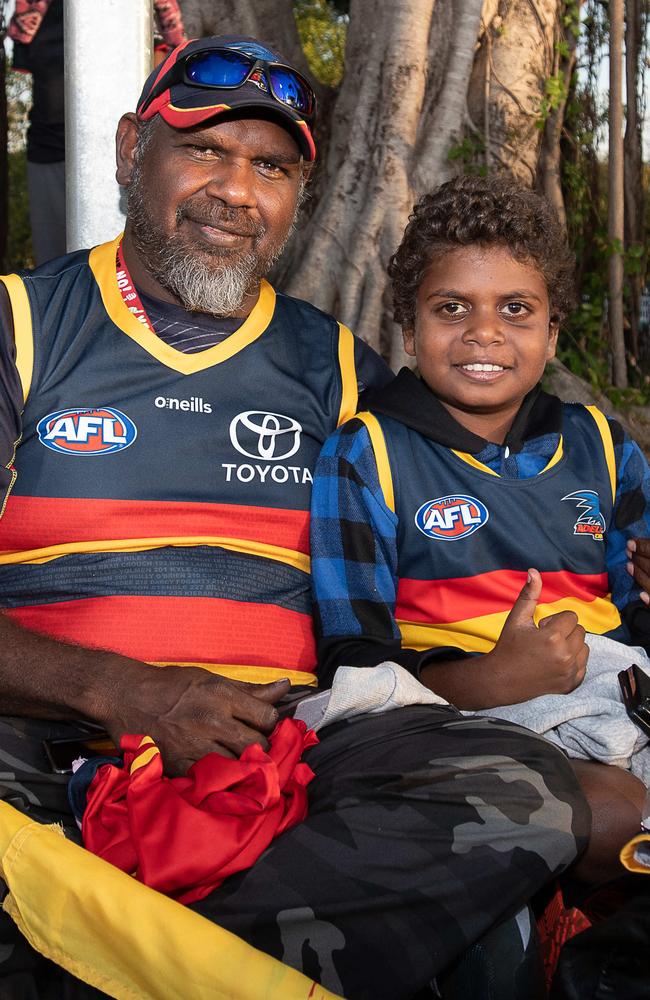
[{"x1": 0, "y1": 706, "x2": 589, "y2": 999}]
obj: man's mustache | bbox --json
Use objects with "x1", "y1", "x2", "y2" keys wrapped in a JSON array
[{"x1": 176, "y1": 201, "x2": 264, "y2": 239}]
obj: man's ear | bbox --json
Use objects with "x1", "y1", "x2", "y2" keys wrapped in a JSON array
[
  {"x1": 403, "y1": 325, "x2": 416, "y2": 358},
  {"x1": 301, "y1": 161, "x2": 315, "y2": 185},
  {"x1": 115, "y1": 113, "x2": 140, "y2": 187},
  {"x1": 546, "y1": 315, "x2": 560, "y2": 361}
]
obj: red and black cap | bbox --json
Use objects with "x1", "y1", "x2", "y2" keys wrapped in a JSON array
[{"x1": 136, "y1": 36, "x2": 317, "y2": 161}]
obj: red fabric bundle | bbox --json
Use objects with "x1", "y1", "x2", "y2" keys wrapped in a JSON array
[{"x1": 82, "y1": 720, "x2": 318, "y2": 904}]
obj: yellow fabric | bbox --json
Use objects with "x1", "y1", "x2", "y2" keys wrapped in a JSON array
[
  {"x1": 336, "y1": 323, "x2": 358, "y2": 426},
  {"x1": 355, "y1": 411, "x2": 395, "y2": 513},
  {"x1": 0, "y1": 535, "x2": 310, "y2": 574},
  {"x1": 0, "y1": 802, "x2": 341, "y2": 999},
  {"x1": 89, "y1": 236, "x2": 276, "y2": 375},
  {"x1": 150, "y1": 662, "x2": 318, "y2": 686},
  {"x1": 451, "y1": 436, "x2": 564, "y2": 477},
  {"x1": 584, "y1": 405, "x2": 616, "y2": 503},
  {"x1": 620, "y1": 833, "x2": 650, "y2": 874},
  {"x1": 398, "y1": 593, "x2": 622, "y2": 653},
  {"x1": 0, "y1": 273, "x2": 33, "y2": 402}
]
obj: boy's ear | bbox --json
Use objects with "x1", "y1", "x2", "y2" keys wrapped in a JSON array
[
  {"x1": 546, "y1": 316, "x2": 560, "y2": 361},
  {"x1": 402, "y1": 326, "x2": 416, "y2": 357}
]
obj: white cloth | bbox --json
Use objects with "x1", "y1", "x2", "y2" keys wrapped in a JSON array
[
  {"x1": 469, "y1": 633, "x2": 650, "y2": 785},
  {"x1": 293, "y1": 662, "x2": 447, "y2": 732}
]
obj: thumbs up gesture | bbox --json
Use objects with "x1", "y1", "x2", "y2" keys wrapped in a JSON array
[{"x1": 484, "y1": 569, "x2": 589, "y2": 704}]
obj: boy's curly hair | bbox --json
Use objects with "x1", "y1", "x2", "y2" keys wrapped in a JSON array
[{"x1": 389, "y1": 175, "x2": 576, "y2": 329}]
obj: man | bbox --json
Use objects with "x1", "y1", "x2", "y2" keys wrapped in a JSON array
[{"x1": 0, "y1": 36, "x2": 589, "y2": 1000}]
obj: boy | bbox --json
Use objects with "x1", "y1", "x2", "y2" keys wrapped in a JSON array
[{"x1": 311, "y1": 175, "x2": 648, "y2": 880}]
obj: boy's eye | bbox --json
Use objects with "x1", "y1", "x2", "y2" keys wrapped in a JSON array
[
  {"x1": 501, "y1": 301, "x2": 530, "y2": 317},
  {"x1": 440, "y1": 302, "x2": 468, "y2": 317}
]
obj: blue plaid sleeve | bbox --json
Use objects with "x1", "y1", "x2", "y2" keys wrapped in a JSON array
[
  {"x1": 606, "y1": 417, "x2": 650, "y2": 619},
  {"x1": 310, "y1": 418, "x2": 399, "y2": 644}
]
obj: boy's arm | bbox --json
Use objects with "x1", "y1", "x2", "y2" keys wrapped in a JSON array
[
  {"x1": 311, "y1": 419, "x2": 466, "y2": 689},
  {"x1": 311, "y1": 419, "x2": 588, "y2": 705},
  {"x1": 605, "y1": 418, "x2": 650, "y2": 646}
]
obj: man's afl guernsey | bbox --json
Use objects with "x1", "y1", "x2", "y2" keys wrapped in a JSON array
[
  {"x1": 0, "y1": 236, "x2": 359, "y2": 684},
  {"x1": 356, "y1": 404, "x2": 624, "y2": 655}
]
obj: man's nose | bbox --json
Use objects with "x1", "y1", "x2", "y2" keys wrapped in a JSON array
[{"x1": 205, "y1": 160, "x2": 257, "y2": 208}]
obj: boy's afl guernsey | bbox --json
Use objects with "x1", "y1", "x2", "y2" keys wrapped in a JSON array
[
  {"x1": 357, "y1": 404, "x2": 624, "y2": 655},
  {"x1": 0, "y1": 236, "x2": 359, "y2": 684}
]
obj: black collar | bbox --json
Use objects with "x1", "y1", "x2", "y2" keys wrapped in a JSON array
[{"x1": 362, "y1": 368, "x2": 563, "y2": 454}]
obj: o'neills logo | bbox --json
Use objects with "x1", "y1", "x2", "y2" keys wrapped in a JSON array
[
  {"x1": 37, "y1": 407, "x2": 137, "y2": 455},
  {"x1": 154, "y1": 396, "x2": 213, "y2": 413}
]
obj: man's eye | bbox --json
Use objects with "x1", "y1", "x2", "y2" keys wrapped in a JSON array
[
  {"x1": 256, "y1": 161, "x2": 285, "y2": 176},
  {"x1": 189, "y1": 146, "x2": 218, "y2": 159}
]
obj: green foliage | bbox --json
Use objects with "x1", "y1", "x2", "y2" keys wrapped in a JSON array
[
  {"x1": 447, "y1": 134, "x2": 487, "y2": 176},
  {"x1": 293, "y1": 0, "x2": 347, "y2": 87},
  {"x1": 6, "y1": 148, "x2": 33, "y2": 271}
]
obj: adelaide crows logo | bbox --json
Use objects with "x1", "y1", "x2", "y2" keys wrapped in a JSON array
[
  {"x1": 415, "y1": 494, "x2": 489, "y2": 541},
  {"x1": 561, "y1": 490, "x2": 605, "y2": 541},
  {"x1": 37, "y1": 407, "x2": 137, "y2": 456}
]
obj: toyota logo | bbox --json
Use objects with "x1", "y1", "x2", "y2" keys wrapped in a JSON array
[{"x1": 229, "y1": 411, "x2": 302, "y2": 461}]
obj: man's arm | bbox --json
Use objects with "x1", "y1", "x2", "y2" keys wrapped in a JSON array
[
  {"x1": 0, "y1": 284, "x2": 288, "y2": 774},
  {"x1": 311, "y1": 419, "x2": 588, "y2": 706}
]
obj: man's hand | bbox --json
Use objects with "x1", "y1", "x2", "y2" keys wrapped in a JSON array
[
  {"x1": 626, "y1": 538, "x2": 650, "y2": 604},
  {"x1": 101, "y1": 666, "x2": 291, "y2": 776},
  {"x1": 481, "y1": 568, "x2": 588, "y2": 704}
]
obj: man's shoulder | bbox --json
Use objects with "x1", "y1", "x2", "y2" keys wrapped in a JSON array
[
  {"x1": 272, "y1": 287, "x2": 341, "y2": 331},
  {"x1": 18, "y1": 246, "x2": 93, "y2": 284}
]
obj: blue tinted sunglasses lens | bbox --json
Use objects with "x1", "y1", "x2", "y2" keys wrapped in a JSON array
[
  {"x1": 186, "y1": 50, "x2": 251, "y2": 87},
  {"x1": 269, "y1": 66, "x2": 313, "y2": 114}
]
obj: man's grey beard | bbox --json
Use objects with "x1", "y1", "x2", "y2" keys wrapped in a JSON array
[{"x1": 126, "y1": 148, "x2": 299, "y2": 316}]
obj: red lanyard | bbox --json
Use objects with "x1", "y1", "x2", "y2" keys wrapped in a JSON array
[{"x1": 115, "y1": 242, "x2": 155, "y2": 334}]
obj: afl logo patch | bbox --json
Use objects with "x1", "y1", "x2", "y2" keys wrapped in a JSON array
[
  {"x1": 415, "y1": 494, "x2": 489, "y2": 541},
  {"x1": 37, "y1": 407, "x2": 137, "y2": 456}
]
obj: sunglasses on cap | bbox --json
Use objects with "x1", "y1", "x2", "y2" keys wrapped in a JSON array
[{"x1": 140, "y1": 47, "x2": 317, "y2": 120}]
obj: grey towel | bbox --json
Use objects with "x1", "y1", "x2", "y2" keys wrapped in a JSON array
[{"x1": 468, "y1": 633, "x2": 650, "y2": 785}]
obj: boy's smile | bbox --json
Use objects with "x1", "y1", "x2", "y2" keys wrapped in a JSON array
[{"x1": 403, "y1": 245, "x2": 559, "y2": 443}]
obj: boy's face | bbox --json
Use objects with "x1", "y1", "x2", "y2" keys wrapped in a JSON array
[{"x1": 403, "y1": 245, "x2": 559, "y2": 440}]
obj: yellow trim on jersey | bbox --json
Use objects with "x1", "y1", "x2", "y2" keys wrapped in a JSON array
[
  {"x1": 151, "y1": 662, "x2": 318, "y2": 686},
  {"x1": 336, "y1": 323, "x2": 358, "y2": 426},
  {"x1": 0, "y1": 536, "x2": 310, "y2": 574},
  {"x1": 452, "y1": 436, "x2": 564, "y2": 477},
  {"x1": 620, "y1": 833, "x2": 650, "y2": 874},
  {"x1": 355, "y1": 411, "x2": 395, "y2": 513},
  {"x1": 585, "y1": 405, "x2": 616, "y2": 503},
  {"x1": 0, "y1": 274, "x2": 33, "y2": 402},
  {"x1": 88, "y1": 236, "x2": 276, "y2": 375},
  {"x1": 0, "y1": 802, "x2": 341, "y2": 1000},
  {"x1": 451, "y1": 451, "x2": 499, "y2": 477},
  {"x1": 398, "y1": 593, "x2": 622, "y2": 653}
]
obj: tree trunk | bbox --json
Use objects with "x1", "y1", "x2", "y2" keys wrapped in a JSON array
[
  {"x1": 467, "y1": 0, "x2": 561, "y2": 186},
  {"x1": 608, "y1": 0, "x2": 627, "y2": 387},
  {"x1": 624, "y1": 0, "x2": 644, "y2": 360},
  {"x1": 538, "y1": 1, "x2": 580, "y2": 230}
]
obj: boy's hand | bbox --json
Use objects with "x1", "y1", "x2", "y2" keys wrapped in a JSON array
[
  {"x1": 484, "y1": 568, "x2": 588, "y2": 703},
  {"x1": 626, "y1": 538, "x2": 650, "y2": 604}
]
